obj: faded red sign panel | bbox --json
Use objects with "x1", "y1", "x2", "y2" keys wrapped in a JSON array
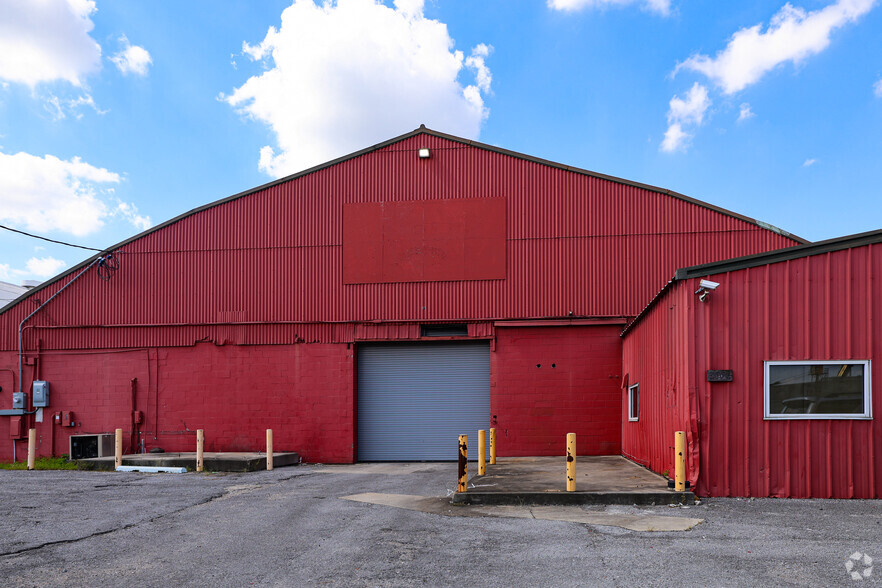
[{"x1": 343, "y1": 198, "x2": 506, "y2": 284}]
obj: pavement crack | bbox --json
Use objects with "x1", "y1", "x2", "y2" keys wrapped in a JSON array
[{"x1": 0, "y1": 490, "x2": 226, "y2": 559}]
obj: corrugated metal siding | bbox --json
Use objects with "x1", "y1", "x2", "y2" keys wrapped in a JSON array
[
  {"x1": 621, "y1": 284, "x2": 697, "y2": 484},
  {"x1": 691, "y1": 243, "x2": 881, "y2": 498},
  {"x1": 0, "y1": 133, "x2": 799, "y2": 351},
  {"x1": 18, "y1": 321, "x2": 493, "y2": 351},
  {"x1": 357, "y1": 342, "x2": 490, "y2": 460}
]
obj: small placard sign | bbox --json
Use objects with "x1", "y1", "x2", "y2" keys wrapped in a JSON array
[{"x1": 707, "y1": 369, "x2": 733, "y2": 382}]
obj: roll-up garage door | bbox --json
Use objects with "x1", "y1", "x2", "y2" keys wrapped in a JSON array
[{"x1": 357, "y1": 342, "x2": 490, "y2": 461}]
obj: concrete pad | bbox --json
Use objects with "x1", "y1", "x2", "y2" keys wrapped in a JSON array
[
  {"x1": 342, "y1": 492, "x2": 703, "y2": 532},
  {"x1": 475, "y1": 455, "x2": 671, "y2": 492},
  {"x1": 453, "y1": 456, "x2": 695, "y2": 506},
  {"x1": 76, "y1": 451, "x2": 300, "y2": 472}
]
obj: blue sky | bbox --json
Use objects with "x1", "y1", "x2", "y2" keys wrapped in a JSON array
[{"x1": 0, "y1": 0, "x2": 880, "y2": 283}]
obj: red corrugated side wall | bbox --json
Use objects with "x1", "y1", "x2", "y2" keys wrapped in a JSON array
[
  {"x1": 692, "y1": 243, "x2": 881, "y2": 498},
  {"x1": 492, "y1": 325, "x2": 623, "y2": 456},
  {"x1": 0, "y1": 130, "x2": 800, "y2": 352},
  {"x1": 621, "y1": 285, "x2": 698, "y2": 486},
  {"x1": 626, "y1": 241, "x2": 881, "y2": 498}
]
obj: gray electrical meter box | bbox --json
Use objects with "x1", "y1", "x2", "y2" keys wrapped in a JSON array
[
  {"x1": 12, "y1": 392, "x2": 25, "y2": 410},
  {"x1": 32, "y1": 381, "x2": 49, "y2": 408}
]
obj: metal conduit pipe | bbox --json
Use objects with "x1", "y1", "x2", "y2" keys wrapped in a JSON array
[{"x1": 18, "y1": 257, "x2": 103, "y2": 394}]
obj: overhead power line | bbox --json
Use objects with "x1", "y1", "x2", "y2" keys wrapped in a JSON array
[{"x1": 0, "y1": 223, "x2": 104, "y2": 252}]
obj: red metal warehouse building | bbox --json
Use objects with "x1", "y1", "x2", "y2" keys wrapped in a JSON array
[{"x1": 4, "y1": 126, "x2": 853, "y2": 495}]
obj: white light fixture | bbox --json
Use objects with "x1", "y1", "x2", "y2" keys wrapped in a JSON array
[{"x1": 418, "y1": 148, "x2": 430, "y2": 159}]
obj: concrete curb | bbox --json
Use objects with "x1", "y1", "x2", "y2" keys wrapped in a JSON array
[
  {"x1": 76, "y1": 452, "x2": 300, "y2": 472},
  {"x1": 452, "y1": 490, "x2": 696, "y2": 506}
]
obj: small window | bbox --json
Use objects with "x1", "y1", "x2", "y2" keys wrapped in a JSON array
[
  {"x1": 764, "y1": 361, "x2": 871, "y2": 419},
  {"x1": 420, "y1": 324, "x2": 468, "y2": 337},
  {"x1": 628, "y1": 383, "x2": 639, "y2": 422}
]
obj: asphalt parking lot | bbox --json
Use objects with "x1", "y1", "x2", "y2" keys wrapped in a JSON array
[{"x1": 1, "y1": 463, "x2": 880, "y2": 587}]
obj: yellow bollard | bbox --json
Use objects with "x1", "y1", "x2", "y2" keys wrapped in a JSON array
[
  {"x1": 266, "y1": 429, "x2": 274, "y2": 471},
  {"x1": 115, "y1": 428, "x2": 123, "y2": 469},
  {"x1": 489, "y1": 427, "x2": 497, "y2": 465},
  {"x1": 27, "y1": 428, "x2": 36, "y2": 470},
  {"x1": 566, "y1": 433, "x2": 576, "y2": 492},
  {"x1": 478, "y1": 429, "x2": 486, "y2": 476},
  {"x1": 674, "y1": 431, "x2": 686, "y2": 492},
  {"x1": 196, "y1": 429, "x2": 204, "y2": 473},
  {"x1": 457, "y1": 435, "x2": 468, "y2": 492}
]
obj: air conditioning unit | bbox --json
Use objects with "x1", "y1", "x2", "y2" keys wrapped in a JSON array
[{"x1": 70, "y1": 434, "x2": 116, "y2": 460}]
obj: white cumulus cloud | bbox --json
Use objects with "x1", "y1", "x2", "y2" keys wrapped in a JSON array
[
  {"x1": 25, "y1": 257, "x2": 67, "y2": 278},
  {"x1": 466, "y1": 44, "x2": 493, "y2": 93},
  {"x1": 660, "y1": 123, "x2": 688, "y2": 153},
  {"x1": 737, "y1": 102, "x2": 755, "y2": 122},
  {"x1": 113, "y1": 201, "x2": 152, "y2": 231},
  {"x1": 110, "y1": 36, "x2": 153, "y2": 76},
  {"x1": 803, "y1": 158, "x2": 818, "y2": 166},
  {"x1": 548, "y1": 0, "x2": 670, "y2": 14},
  {"x1": 676, "y1": 0, "x2": 877, "y2": 94},
  {"x1": 874, "y1": 78, "x2": 882, "y2": 96},
  {"x1": 660, "y1": 82, "x2": 710, "y2": 152},
  {"x1": 0, "y1": 0, "x2": 102, "y2": 87},
  {"x1": 0, "y1": 150, "x2": 147, "y2": 236},
  {"x1": 224, "y1": 0, "x2": 493, "y2": 178}
]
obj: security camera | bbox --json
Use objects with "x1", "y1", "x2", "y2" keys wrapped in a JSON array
[{"x1": 695, "y1": 278, "x2": 720, "y2": 302}]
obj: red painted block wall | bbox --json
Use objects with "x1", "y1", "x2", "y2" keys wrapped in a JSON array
[
  {"x1": 491, "y1": 325, "x2": 622, "y2": 456},
  {"x1": 0, "y1": 343, "x2": 355, "y2": 464}
]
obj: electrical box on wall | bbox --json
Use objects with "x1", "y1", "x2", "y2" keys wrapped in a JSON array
[
  {"x1": 62, "y1": 411, "x2": 74, "y2": 427},
  {"x1": 32, "y1": 381, "x2": 49, "y2": 407},
  {"x1": 9, "y1": 416, "x2": 23, "y2": 439},
  {"x1": 11, "y1": 392, "x2": 25, "y2": 410}
]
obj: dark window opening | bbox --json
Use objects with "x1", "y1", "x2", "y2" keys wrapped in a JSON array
[
  {"x1": 765, "y1": 361, "x2": 871, "y2": 419},
  {"x1": 420, "y1": 324, "x2": 469, "y2": 337}
]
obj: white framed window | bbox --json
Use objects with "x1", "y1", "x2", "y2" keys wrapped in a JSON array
[
  {"x1": 764, "y1": 360, "x2": 872, "y2": 419},
  {"x1": 628, "y1": 383, "x2": 639, "y2": 422}
]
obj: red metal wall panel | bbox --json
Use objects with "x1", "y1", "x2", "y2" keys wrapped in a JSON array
[
  {"x1": 691, "y1": 243, "x2": 881, "y2": 498},
  {"x1": 621, "y1": 285, "x2": 697, "y2": 484},
  {"x1": 0, "y1": 343, "x2": 355, "y2": 464},
  {"x1": 0, "y1": 132, "x2": 798, "y2": 352},
  {"x1": 491, "y1": 326, "x2": 623, "y2": 456},
  {"x1": 625, "y1": 242, "x2": 881, "y2": 498},
  {"x1": 343, "y1": 198, "x2": 506, "y2": 283}
]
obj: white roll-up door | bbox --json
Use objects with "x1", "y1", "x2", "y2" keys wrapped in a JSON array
[{"x1": 357, "y1": 342, "x2": 490, "y2": 461}]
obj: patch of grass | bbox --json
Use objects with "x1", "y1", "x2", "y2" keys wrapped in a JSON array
[{"x1": 0, "y1": 455, "x2": 78, "y2": 470}]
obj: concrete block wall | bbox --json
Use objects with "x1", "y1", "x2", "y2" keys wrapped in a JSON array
[
  {"x1": 0, "y1": 342, "x2": 355, "y2": 463},
  {"x1": 490, "y1": 325, "x2": 623, "y2": 456}
]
